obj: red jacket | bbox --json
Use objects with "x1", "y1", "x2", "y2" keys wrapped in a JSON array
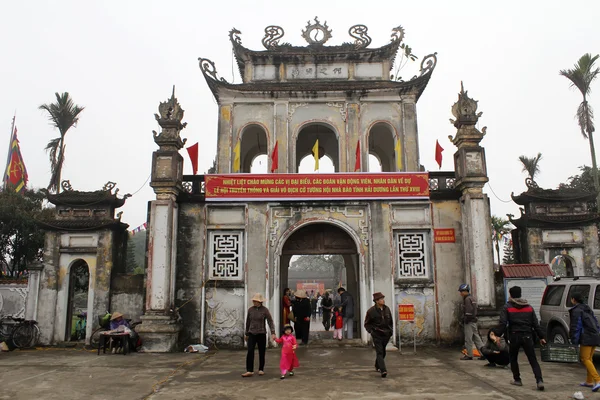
[{"x1": 334, "y1": 311, "x2": 344, "y2": 329}]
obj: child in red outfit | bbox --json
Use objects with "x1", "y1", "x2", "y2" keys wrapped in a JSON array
[
  {"x1": 333, "y1": 306, "x2": 344, "y2": 340},
  {"x1": 275, "y1": 325, "x2": 300, "y2": 379}
]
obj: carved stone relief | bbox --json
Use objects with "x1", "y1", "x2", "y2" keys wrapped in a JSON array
[{"x1": 287, "y1": 103, "x2": 308, "y2": 122}]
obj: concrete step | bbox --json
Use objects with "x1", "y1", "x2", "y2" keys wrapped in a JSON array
[{"x1": 303, "y1": 338, "x2": 366, "y2": 347}]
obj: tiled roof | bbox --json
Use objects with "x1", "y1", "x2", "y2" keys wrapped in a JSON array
[
  {"x1": 501, "y1": 264, "x2": 554, "y2": 278},
  {"x1": 36, "y1": 219, "x2": 129, "y2": 232}
]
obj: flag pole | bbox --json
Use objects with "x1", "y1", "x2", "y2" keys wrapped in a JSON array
[{"x1": 3, "y1": 114, "x2": 16, "y2": 190}]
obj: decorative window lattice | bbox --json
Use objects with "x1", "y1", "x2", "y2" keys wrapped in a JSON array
[
  {"x1": 396, "y1": 232, "x2": 429, "y2": 279},
  {"x1": 209, "y1": 231, "x2": 243, "y2": 280}
]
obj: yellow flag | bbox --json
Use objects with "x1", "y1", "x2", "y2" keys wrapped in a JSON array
[
  {"x1": 233, "y1": 139, "x2": 241, "y2": 172},
  {"x1": 395, "y1": 139, "x2": 402, "y2": 170},
  {"x1": 312, "y1": 139, "x2": 319, "y2": 171}
]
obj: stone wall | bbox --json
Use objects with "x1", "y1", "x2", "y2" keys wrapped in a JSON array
[
  {"x1": 175, "y1": 197, "x2": 468, "y2": 348},
  {"x1": 110, "y1": 274, "x2": 144, "y2": 323},
  {"x1": 0, "y1": 282, "x2": 28, "y2": 318}
]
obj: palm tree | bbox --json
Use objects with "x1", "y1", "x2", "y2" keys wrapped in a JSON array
[
  {"x1": 519, "y1": 152, "x2": 543, "y2": 181},
  {"x1": 39, "y1": 93, "x2": 85, "y2": 193},
  {"x1": 491, "y1": 215, "x2": 512, "y2": 268},
  {"x1": 560, "y1": 54, "x2": 600, "y2": 204}
]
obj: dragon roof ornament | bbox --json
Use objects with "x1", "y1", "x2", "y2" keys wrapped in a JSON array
[{"x1": 228, "y1": 19, "x2": 416, "y2": 52}]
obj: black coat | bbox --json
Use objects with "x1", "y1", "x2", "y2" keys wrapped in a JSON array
[
  {"x1": 569, "y1": 303, "x2": 600, "y2": 346},
  {"x1": 340, "y1": 291, "x2": 355, "y2": 318},
  {"x1": 364, "y1": 305, "x2": 393, "y2": 337},
  {"x1": 293, "y1": 298, "x2": 312, "y2": 320},
  {"x1": 496, "y1": 300, "x2": 545, "y2": 339}
]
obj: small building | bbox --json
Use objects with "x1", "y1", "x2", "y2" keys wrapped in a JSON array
[
  {"x1": 29, "y1": 182, "x2": 143, "y2": 345},
  {"x1": 501, "y1": 263, "x2": 554, "y2": 317},
  {"x1": 509, "y1": 183, "x2": 600, "y2": 277}
]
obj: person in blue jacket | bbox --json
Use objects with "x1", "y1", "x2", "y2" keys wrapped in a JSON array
[{"x1": 569, "y1": 291, "x2": 600, "y2": 392}]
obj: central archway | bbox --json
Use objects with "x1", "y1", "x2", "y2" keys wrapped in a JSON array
[{"x1": 278, "y1": 223, "x2": 361, "y2": 342}]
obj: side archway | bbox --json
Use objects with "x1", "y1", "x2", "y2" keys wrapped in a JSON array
[
  {"x1": 239, "y1": 124, "x2": 269, "y2": 173},
  {"x1": 368, "y1": 122, "x2": 397, "y2": 172},
  {"x1": 295, "y1": 123, "x2": 339, "y2": 172}
]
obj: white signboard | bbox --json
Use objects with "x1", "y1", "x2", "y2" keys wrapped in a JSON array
[{"x1": 505, "y1": 278, "x2": 550, "y2": 318}]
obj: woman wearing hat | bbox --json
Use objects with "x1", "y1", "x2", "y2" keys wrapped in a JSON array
[
  {"x1": 364, "y1": 292, "x2": 393, "y2": 378},
  {"x1": 108, "y1": 312, "x2": 138, "y2": 353},
  {"x1": 292, "y1": 290, "x2": 312, "y2": 345},
  {"x1": 242, "y1": 293, "x2": 276, "y2": 378}
]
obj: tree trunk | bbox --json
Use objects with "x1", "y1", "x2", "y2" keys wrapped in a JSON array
[
  {"x1": 587, "y1": 125, "x2": 600, "y2": 207},
  {"x1": 55, "y1": 138, "x2": 66, "y2": 194},
  {"x1": 495, "y1": 241, "x2": 501, "y2": 268}
]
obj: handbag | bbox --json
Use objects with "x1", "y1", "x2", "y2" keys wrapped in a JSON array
[{"x1": 288, "y1": 310, "x2": 295, "y2": 322}]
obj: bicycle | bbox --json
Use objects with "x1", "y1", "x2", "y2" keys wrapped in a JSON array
[{"x1": 0, "y1": 315, "x2": 40, "y2": 348}]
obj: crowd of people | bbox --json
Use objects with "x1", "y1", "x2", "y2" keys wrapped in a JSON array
[
  {"x1": 242, "y1": 282, "x2": 600, "y2": 392},
  {"x1": 281, "y1": 286, "x2": 355, "y2": 344}
]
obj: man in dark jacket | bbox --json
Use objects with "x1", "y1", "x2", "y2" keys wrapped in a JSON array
[
  {"x1": 292, "y1": 289, "x2": 312, "y2": 345},
  {"x1": 569, "y1": 291, "x2": 600, "y2": 391},
  {"x1": 497, "y1": 286, "x2": 546, "y2": 390},
  {"x1": 364, "y1": 292, "x2": 393, "y2": 378},
  {"x1": 458, "y1": 284, "x2": 484, "y2": 360},
  {"x1": 321, "y1": 291, "x2": 333, "y2": 331},
  {"x1": 339, "y1": 287, "x2": 355, "y2": 339}
]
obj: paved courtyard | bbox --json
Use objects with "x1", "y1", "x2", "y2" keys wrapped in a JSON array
[{"x1": 0, "y1": 345, "x2": 595, "y2": 399}]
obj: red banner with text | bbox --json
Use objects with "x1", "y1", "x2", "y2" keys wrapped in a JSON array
[{"x1": 204, "y1": 173, "x2": 429, "y2": 201}]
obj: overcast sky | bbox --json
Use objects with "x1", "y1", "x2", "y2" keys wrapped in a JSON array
[{"x1": 1, "y1": 0, "x2": 599, "y2": 230}]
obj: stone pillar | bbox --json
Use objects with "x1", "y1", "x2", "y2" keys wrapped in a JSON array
[
  {"x1": 347, "y1": 103, "x2": 361, "y2": 172},
  {"x1": 138, "y1": 87, "x2": 186, "y2": 352},
  {"x1": 25, "y1": 262, "x2": 43, "y2": 321},
  {"x1": 217, "y1": 104, "x2": 233, "y2": 173},
  {"x1": 449, "y1": 83, "x2": 495, "y2": 307},
  {"x1": 274, "y1": 102, "x2": 287, "y2": 173},
  {"x1": 402, "y1": 100, "x2": 420, "y2": 172}
]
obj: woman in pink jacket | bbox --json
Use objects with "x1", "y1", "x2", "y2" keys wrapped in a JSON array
[{"x1": 275, "y1": 325, "x2": 300, "y2": 379}]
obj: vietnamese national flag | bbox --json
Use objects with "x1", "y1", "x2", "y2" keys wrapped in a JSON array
[
  {"x1": 354, "y1": 140, "x2": 361, "y2": 172},
  {"x1": 270, "y1": 140, "x2": 278, "y2": 173},
  {"x1": 435, "y1": 140, "x2": 444, "y2": 169},
  {"x1": 186, "y1": 142, "x2": 199, "y2": 175},
  {"x1": 3, "y1": 127, "x2": 28, "y2": 193}
]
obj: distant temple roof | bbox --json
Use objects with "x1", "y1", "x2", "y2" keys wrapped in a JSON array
[
  {"x1": 45, "y1": 181, "x2": 130, "y2": 208},
  {"x1": 511, "y1": 187, "x2": 596, "y2": 205},
  {"x1": 199, "y1": 18, "x2": 437, "y2": 102},
  {"x1": 508, "y1": 180, "x2": 600, "y2": 229}
]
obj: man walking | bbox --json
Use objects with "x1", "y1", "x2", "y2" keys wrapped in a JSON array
[
  {"x1": 458, "y1": 284, "x2": 484, "y2": 360},
  {"x1": 364, "y1": 292, "x2": 393, "y2": 378},
  {"x1": 321, "y1": 291, "x2": 333, "y2": 331},
  {"x1": 497, "y1": 286, "x2": 546, "y2": 390},
  {"x1": 242, "y1": 293, "x2": 276, "y2": 377},
  {"x1": 339, "y1": 287, "x2": 355, "y2": 339}
]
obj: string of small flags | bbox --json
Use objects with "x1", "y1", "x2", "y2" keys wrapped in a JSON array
[{"x1": 130, "y1": 222, "x2": 148, "y2": 236}]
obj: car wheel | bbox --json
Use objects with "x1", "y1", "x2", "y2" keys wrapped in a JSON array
[{"x1": 549, "y1": 326, "x2": 568, "y2": 344}]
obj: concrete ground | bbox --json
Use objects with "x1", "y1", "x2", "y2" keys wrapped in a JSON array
[{"x1": 0, "y1": 345, "x2": 595, "y2": 400}]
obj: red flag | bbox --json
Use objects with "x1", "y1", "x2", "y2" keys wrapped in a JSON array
[
  {"x1": 3, "y1": 127, "x2": 28, "y2": 193},
  {"x1": 186, "y1": 143, "x2": 199, "y2": 175},
  {"x1": 435, "y1": 140, "x2": 444, "y2": 169},
  {"x1": 354, "y1": 140, "x2": 361, "y2": 172},
  {"x1": 270, "y1": 141, "x2": 279, "y2": 173}
]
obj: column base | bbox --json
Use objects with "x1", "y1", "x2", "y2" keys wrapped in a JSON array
[{"x1": 137, "y1": 314, "x2": 181, "y2": 352}]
